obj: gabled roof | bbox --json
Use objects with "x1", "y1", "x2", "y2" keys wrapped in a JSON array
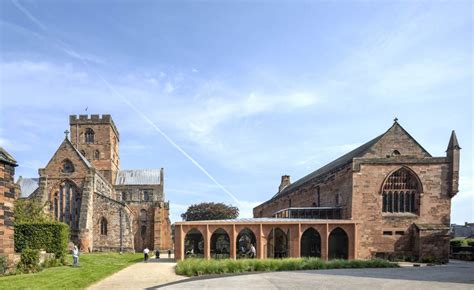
[
  {"x1": 17, "y1": 177, "x2": 39, "y2": 198},
  {"x1": 272, "y1": 133, "x2": 383, "y2": 199},
  {"x1": 0, "y1": 147, "x2": 17, "y2": 166},
  {"x1": 44, "y1": 137, "x2": 92, "y2": 169},
  {"x1": 271, "y1": 121, "x2": 429, "y2": 200},
  {"x1": 116, "y1": 169, "x2": 161, "y2": 185}
]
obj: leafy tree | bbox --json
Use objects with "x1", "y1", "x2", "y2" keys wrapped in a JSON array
[
  {"x1": 181, "y1": 202, "x2": 239, "y2": 221},
  {"x1": 14, "y1": 199, "x2": 52, "y2": 224}
]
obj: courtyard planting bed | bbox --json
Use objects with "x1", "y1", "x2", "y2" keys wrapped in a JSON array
[
  {"x1": 176, "y1": 258, "x2": 397, "y2": 276},
  {"x1": 0, "y1": 252, "x2": 142, "y2": 289}
]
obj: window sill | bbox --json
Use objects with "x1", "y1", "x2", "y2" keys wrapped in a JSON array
[{"x1": 382, "y1": 213, "x2": 418, "y2": 218}]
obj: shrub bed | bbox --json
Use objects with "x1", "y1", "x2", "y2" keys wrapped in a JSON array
[
  {"x1": 14, "y1": 222, "x2": 69, "y2": 259},
  {"x1": 176, "y1": 258, "x2": 397, "y2": 276},
  {"x1": 17, "y1": 248, "x2": 40, "y2": 274}
]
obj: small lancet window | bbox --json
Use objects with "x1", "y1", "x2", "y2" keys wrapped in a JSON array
[
  {"x1": 100, "y1": 217, "x2": 108, "y2": 235},
  {"x1": 94, "y1": 150, "x2": 100, "y2": 160},
  {"x1": 85, "y1": 128, "x2": 95, "y2": 144}
]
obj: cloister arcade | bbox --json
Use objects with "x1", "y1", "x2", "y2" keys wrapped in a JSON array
[{"x1": 175, "y1": 219, "x2": 357, "y2": 261}]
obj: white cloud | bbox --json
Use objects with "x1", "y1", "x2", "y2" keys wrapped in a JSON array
[{"x1": 164, "y1": 82, "x2": 175, "y2": 94}]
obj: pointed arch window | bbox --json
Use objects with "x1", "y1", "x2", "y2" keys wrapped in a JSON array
[
  {"x1": 94, "y1": 150, "x2": 100, "y2": 160},
  {"x1": 85, "y1": 128, "x2": 95, "y2": 144},
  {"x1": 53, "y1": 181, "x2": 81, "y2": 232},
  {"x1": 100, "y1": 217, "x2": 108, "y2": 235},
  {"x1": 382, "y1": 168, "x2": 420, "y2": 214}
]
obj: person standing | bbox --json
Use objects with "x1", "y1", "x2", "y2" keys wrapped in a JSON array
[
  {"x1": 250, "y1": 244, "x2": 256, "y2": 258},
  {"x1": 143, "y1": 247, "x2": 150, "y2": 263},
  {"x1": 72, "y1": 245, "x2": 79, "y2": 267},
  {"x1": 168, "y1": 249, "x2": 171, "y2": 258},
  {"x1": 155, "y1": 249, "x2": 160, "y2": 259}
]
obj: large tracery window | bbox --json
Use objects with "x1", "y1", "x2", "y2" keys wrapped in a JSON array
[
  {"x1": 382, "y1": 168, "x2": 420, "y2": 214},
  {"x1": 53, "y1": 181, "x2": 81, "y2": 232}
]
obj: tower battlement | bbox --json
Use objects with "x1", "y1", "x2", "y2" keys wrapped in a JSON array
[{"x1": 69, "y1": 114, "x2": 119, "y2": 139}]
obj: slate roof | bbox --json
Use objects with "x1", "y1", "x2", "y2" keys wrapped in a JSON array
[
  {"x1": 17, "y1": 177, "x2": 40, "y2": 198},
  {"x1": 0, "y1": 147, "x2": 17, "y2": 166},
  {"x1": 116, "y1": 169, "x2": 161, "y2": 185},
  {"x1": 271, "y1": 133, "x2": 384, "y2": 199}
]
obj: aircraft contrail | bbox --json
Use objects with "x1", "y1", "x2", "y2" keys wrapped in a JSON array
[{"x1": 11, "y1": 0, "x2": 242, "y2": 206}]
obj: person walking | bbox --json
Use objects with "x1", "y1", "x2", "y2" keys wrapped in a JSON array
[
  {"x1": 155, "y1": 249, "x2": 160, "y2": 259},
  {"x1": 143, "y1": 247, "x2": 150, "y2": 263},
  {"x1": 72, "y1": 245, "x2": 79, "y2": 267},
  {"x1": 168, "y1": 249, "x2": 171, "y2": 258}
]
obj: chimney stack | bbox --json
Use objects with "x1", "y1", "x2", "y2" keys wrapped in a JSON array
[{"x1": 279, "y1": 175, "x2": 291, "y2": 192}]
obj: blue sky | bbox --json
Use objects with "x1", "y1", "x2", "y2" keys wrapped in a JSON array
[{"x1": 0, "y1": 0, "x2": 472, "y2": 224}]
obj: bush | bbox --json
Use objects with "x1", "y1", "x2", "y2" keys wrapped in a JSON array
[
  {"x1": 17, "y1": 249, "x2": 40, "y2": 274},
  {"x1": 15, "y1": 222, "x2": 69, "y2": 259},
  {"x1": 176, "y1": 258, "x2": 397, "y2": 276},
  {"x1": 0, "y1": 256, "x2": 7, "y2": 275}
]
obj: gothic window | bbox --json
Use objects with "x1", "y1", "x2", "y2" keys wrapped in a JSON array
[
  {"x1": 61, "y1": 159, "x2": 74, "y2": 173},
  {"x1": 52, "y1": 181, "x2": 81, "y2": 232},
  {"x1": 121, "y1": 192, "x2": 127, "y2": 201},
  {"x1": 143, "y1": 190, "x2": 151, "y2": 202},
  {"x1": 141, "y1": 225, "x2": 147, "y2": 238},
  {"x1": 100, "y1": 217, "x2": 108, "y2": 235},
  {"x1": 85, "y1": 128, "x2": 95, "y2": 144},
  {"x1": 381, "y1": 168, "x2": 420, "y2": 214},
  {"x1": 94, "y1": 150, "x2": 100, "y2": 160}
]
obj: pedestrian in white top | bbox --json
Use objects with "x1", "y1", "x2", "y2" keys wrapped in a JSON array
[
  {"x1": 73, "y1": 245, "x2": 79, "y2": 267},
  {"x1": 250, "y1": 244, "x2": 256, "y2": 258},
  {"x1": 143, "y1": 247, "x2": 150, "y2": 262}
]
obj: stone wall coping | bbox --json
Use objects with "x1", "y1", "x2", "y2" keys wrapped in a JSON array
[
  {"x1": 175, "y1": 219, "x2": 360, "y2": 226},
  {"x1": 353, "y1": 157, "x2": 447, "y2": 171}
]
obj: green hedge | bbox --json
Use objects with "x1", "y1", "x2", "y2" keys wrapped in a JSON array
[
  {"x1": 176, "y1": 258, "x2": 397, "y2": 276},
  {"x1": 14, "y1": 222, "x2": 70, "y2": 259}
]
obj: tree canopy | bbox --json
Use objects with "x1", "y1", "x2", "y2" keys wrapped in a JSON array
[{"x1": 181, "y1": 202, "x2": 239, "y2": 221}]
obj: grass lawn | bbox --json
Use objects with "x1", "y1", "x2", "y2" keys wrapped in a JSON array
[{"x1": 0, "y1": 252, "x2": 142, "y2": 290}]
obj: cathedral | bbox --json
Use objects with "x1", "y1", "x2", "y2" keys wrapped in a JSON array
[{"x1": 17, "y1": 114, "x2": 172, "y2": 252}]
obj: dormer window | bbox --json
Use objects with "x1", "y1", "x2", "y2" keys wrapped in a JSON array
[{"x1": 85, "y1": 128, "x2": 95, "y2": 144}]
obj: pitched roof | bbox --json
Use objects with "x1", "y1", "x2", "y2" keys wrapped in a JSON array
[
  {"x1": 66, "y1": 138, "x2": 92, "y2": 168},
  {"x1": 272, "y1": 133, "x2": 384, "y2": 199},
  {"x1": 116, "y1": 169, "x2": 161, "y2": 185},
  {"x1": 270, "y1": 121, "x2": 429, "y2": 200},
  {"x1": 0, "y1": 147, "x2": 17, "y2": 166},
  {"x1": 17, "y1": 177, "x2": 39, "y2": 198}
]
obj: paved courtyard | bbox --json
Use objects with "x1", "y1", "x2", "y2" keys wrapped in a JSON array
[{"x1": 158, "y1": 260, "x2": 474, "y2": 290}]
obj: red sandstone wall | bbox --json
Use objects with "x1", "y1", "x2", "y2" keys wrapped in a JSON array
[
  {"x1": 0, "y1": 162, "x2": 18, "y2": 269},
  {"x1": 253, "y1": 164, "x2": 353, "y2": 219},
  {"x1": 352, "y1": 163, "x2": 451, "y2": 259}
]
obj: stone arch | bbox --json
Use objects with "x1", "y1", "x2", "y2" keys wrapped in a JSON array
[
  {"x1": 236, "y1": 227, "x2": 257, "y2": 258},
  {"x1": 210, "y1": 228, "x2": 230, "y2": 259},
  {"x1": 328, "y1": 227, "x2": 348, "y2": 259},
  {"x1": 300, "y1": 227, "x2": 321, "y2": 257},
  {"x1": 267, "y1": 227, "x2": 288, "y2": 258},
  {"x1": 184, "y1": 228, "x2": 204, "y2": 258}
]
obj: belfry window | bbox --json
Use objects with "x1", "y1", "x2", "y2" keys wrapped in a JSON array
[
  {"x1": 382, "y1": 168, "x2": 420, "y2": 214},
  {"x1": 85, "y1": 128, "x2": 95, "y2": 144},
  {"x1": 100, "y1": 217, "x2": 108, "y2": 235}
]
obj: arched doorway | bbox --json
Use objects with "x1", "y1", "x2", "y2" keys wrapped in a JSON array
[
  {"x1": 328, "y1": 227, "x2": 348, "y2": 259},
  {"x1": 267, "y1": 228, "x2": 288, "y2": 258},
  {"x1": 300, "y1": 228, "x2": 321, "y2": 257},
  {"x1": 236, "y1": 228, "x2": 257, "y2": 258},
  {"x1": 184, "y1": 228, "x2": 204, "y2": 258},
  {"x1": 210, "y1": 228, "x2": 230, "y2": 259}
]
